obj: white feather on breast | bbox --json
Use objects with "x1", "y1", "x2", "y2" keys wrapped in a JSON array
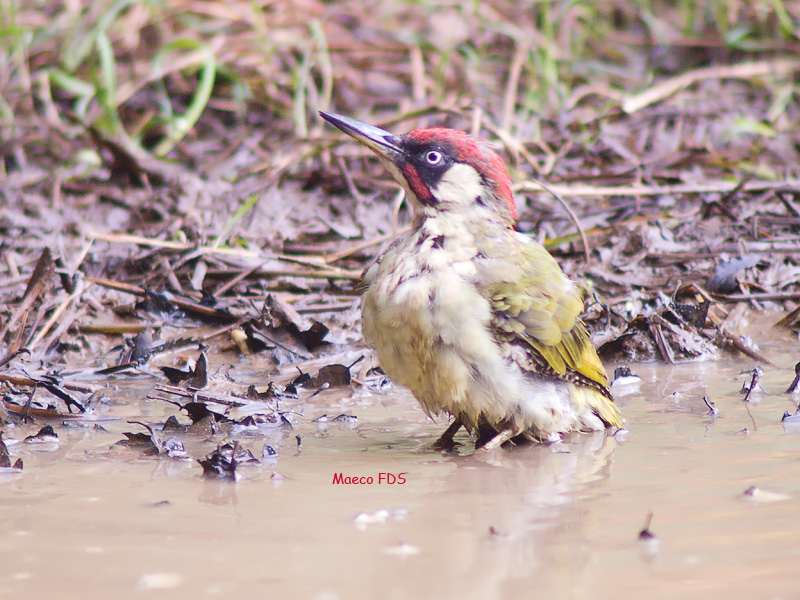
[{"x1": 359, "y1": 215, "x2": 596, "y2": 438}]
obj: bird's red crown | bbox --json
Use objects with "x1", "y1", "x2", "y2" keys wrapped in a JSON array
[{"x1": 405, "y1": 128, "x2": 517, "y2": 221}]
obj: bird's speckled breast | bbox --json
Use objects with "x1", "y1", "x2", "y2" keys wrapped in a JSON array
[{"x1": 360, "y1": 217, "x2": 499, "y2": 418}]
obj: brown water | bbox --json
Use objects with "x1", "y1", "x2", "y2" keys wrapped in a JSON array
[{"x1": 2, "y1": 347, "x2": 800, "y2": 599}]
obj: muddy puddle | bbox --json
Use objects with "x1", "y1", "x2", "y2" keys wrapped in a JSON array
[{"x1": 2, "y1": 337, "x2": 800, "y2": 599}]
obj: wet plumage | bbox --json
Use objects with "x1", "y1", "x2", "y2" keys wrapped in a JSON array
[{"x1": 321, "y1": 112, "x2": 622, "y2": 449}]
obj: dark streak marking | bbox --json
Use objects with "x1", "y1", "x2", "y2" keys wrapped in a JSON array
[{"x1": 402, "y1": 163, "x2": 435, "y2": 205}]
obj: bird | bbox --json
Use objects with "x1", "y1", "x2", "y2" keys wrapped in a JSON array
[{"x1": 320, "y1": 111, "x2": 622, "y2": 450}]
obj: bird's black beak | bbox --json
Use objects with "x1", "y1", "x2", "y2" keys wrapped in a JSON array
[{"x1": 319, "y1": 111, "x2": 404, "y2": 162}]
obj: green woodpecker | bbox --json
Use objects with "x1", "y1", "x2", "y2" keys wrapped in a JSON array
[{"x1": 320, "y1": 112, "x2": 622, "y2": 450}]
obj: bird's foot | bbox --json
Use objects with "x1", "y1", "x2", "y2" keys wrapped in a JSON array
[
  {"x1": 432, "y1": 419, "x2": 463, "y2": 451},
  {"x1": 476, "y1": 428, "x2": 515, "y2": 452}
]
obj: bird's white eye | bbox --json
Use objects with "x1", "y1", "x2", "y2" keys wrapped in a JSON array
[{"x1": 424, "y1": 150, "x2": 443, "y2": 165}]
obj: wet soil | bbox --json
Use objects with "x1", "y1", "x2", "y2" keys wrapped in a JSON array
[
  {"x1": 2, "y1": 326, "x2": 799, "y2": 599},
  {"x1": 4, "y1": 3, "x2": 800, "y2": 597}
]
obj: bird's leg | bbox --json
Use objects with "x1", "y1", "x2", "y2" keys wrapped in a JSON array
[
  {"x1": 477, "y1": 428, "x2": 515, "y2": 452},
  {"x1": 432, "y1": 419, "x2": 463, "y2": 451}
]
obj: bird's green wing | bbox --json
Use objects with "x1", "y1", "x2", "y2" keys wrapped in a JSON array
[{"x1": 477, "y1": 235, "x2": 611, "y2": 396}]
